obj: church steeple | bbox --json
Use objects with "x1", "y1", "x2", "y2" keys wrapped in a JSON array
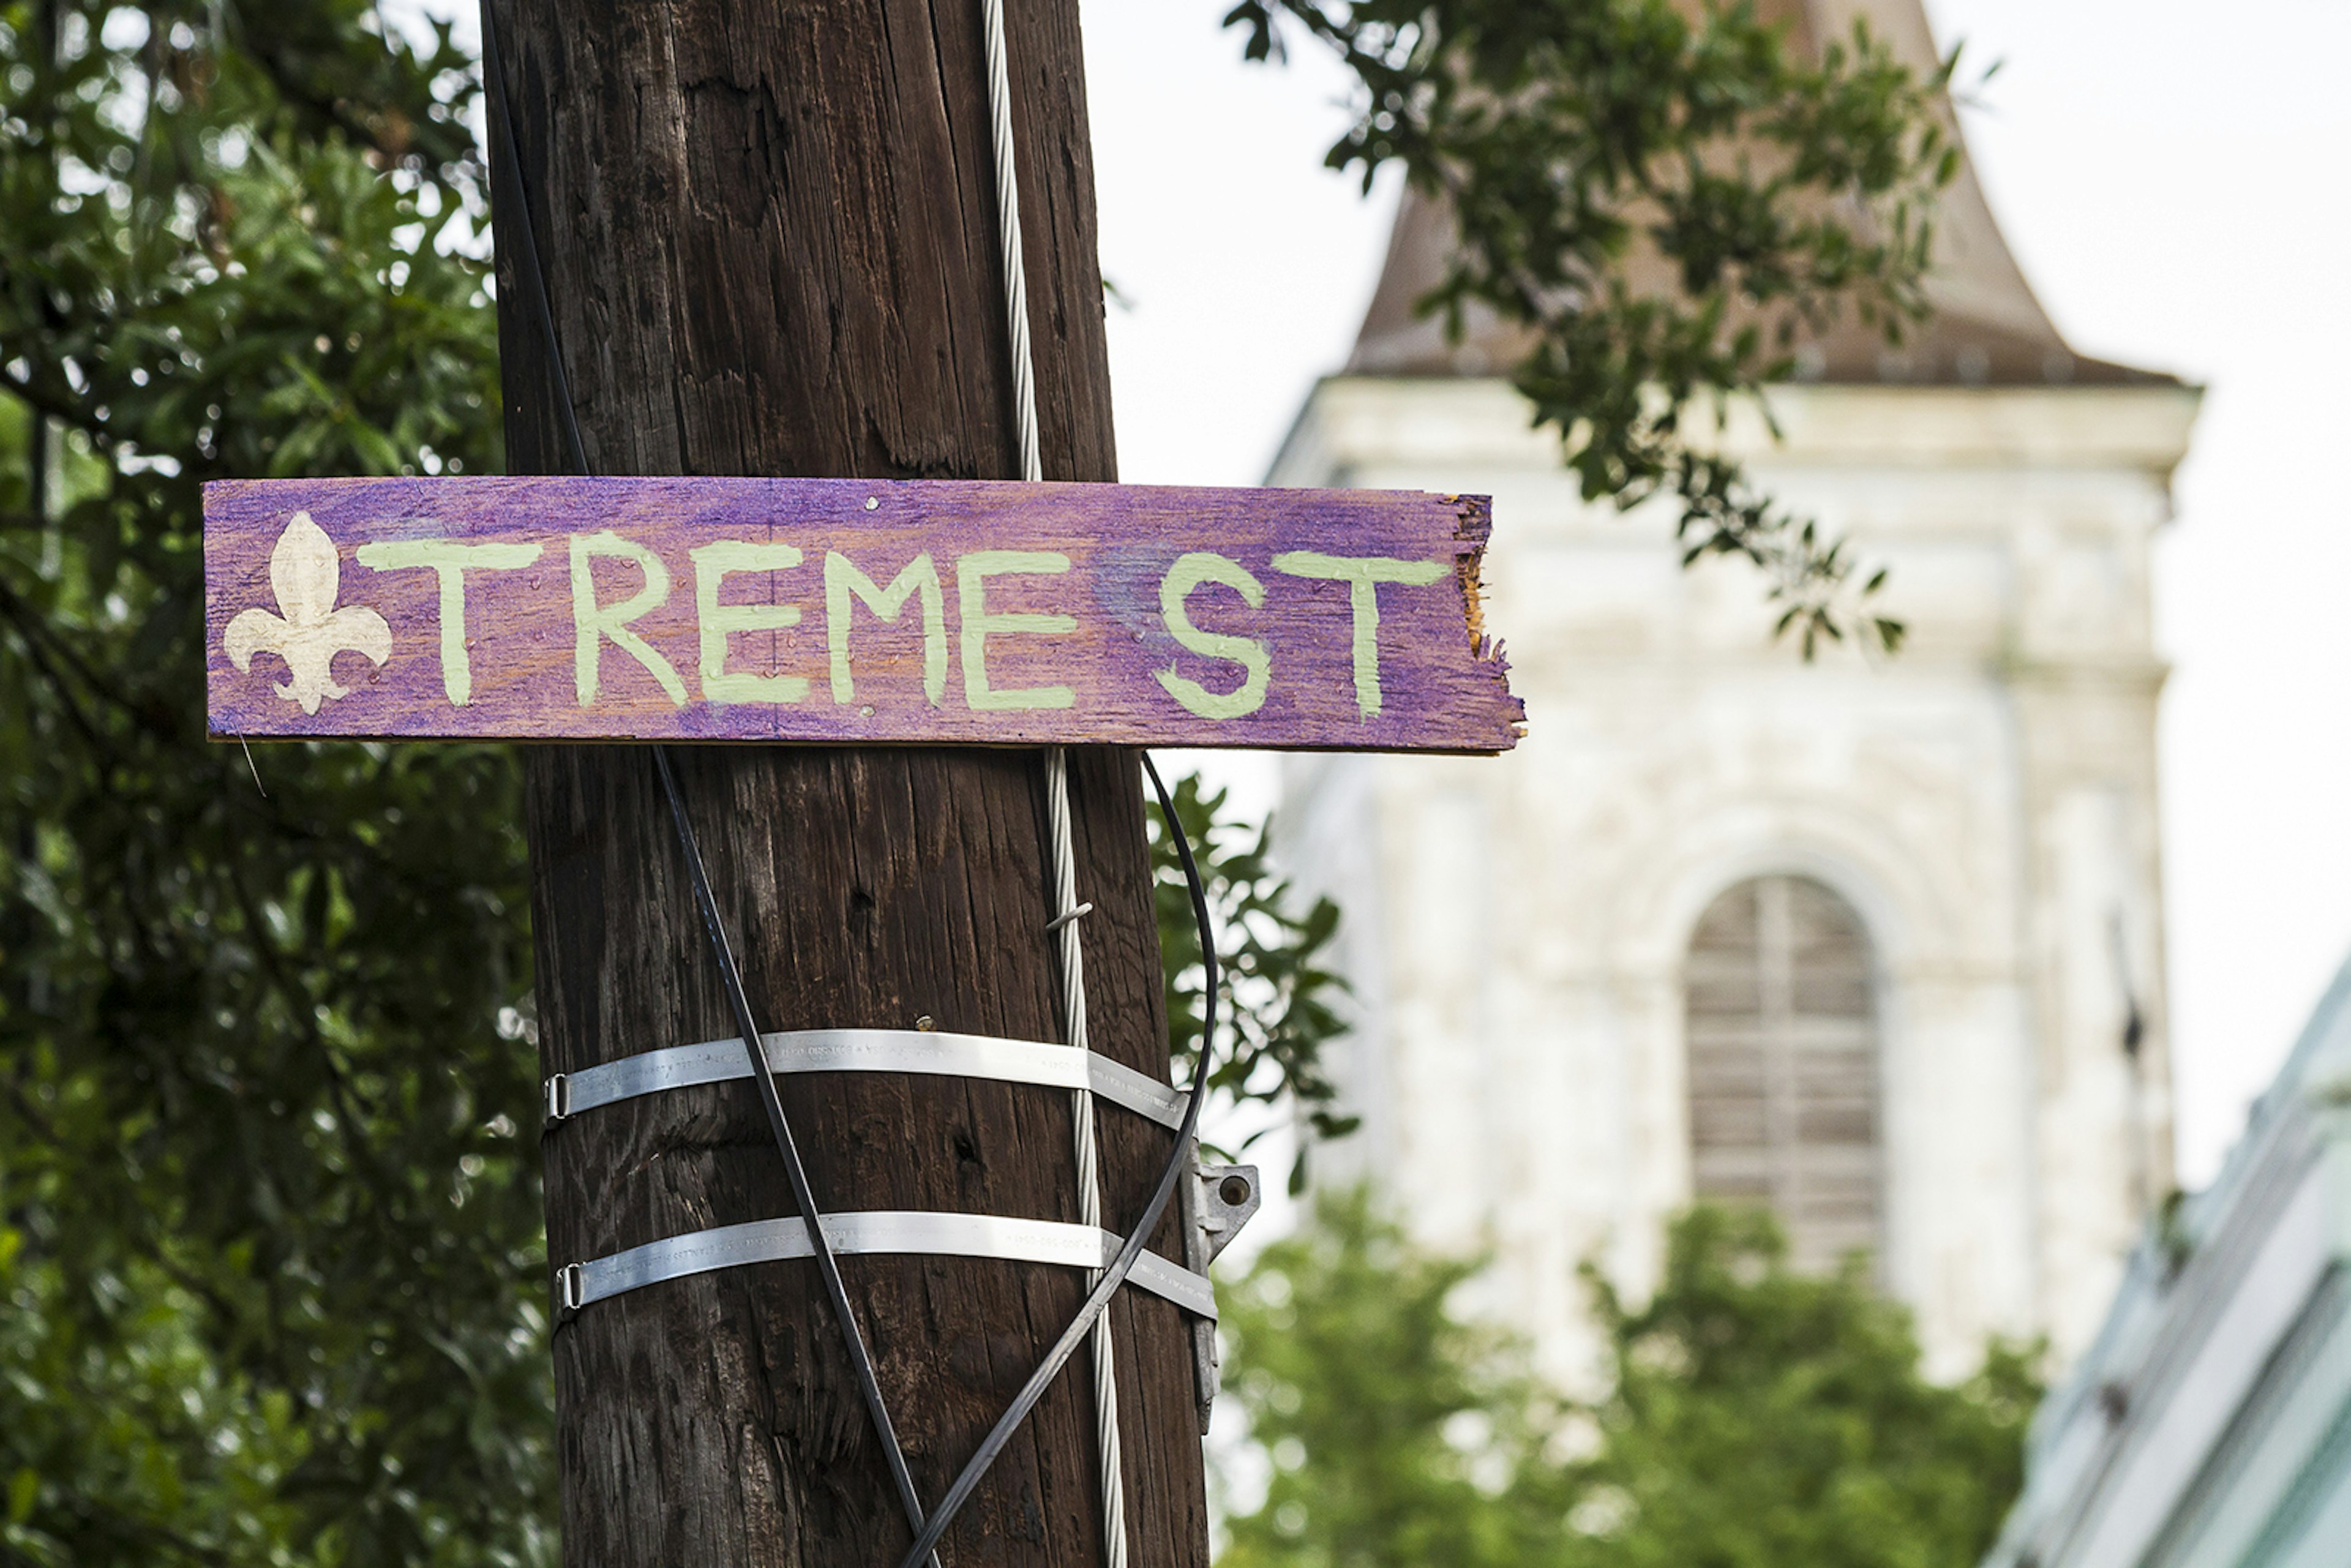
[{"x1": 1347, "y1": 0, "x2": 2174, "y2": 388}]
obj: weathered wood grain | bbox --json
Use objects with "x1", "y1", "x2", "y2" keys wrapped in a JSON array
[
  {"x1": 202, "y1": 476, "x2": 1521, "y2": 752},
  {"x1": 482, "y1": 0, "x2": 1211, "y2": 1562},
  {"x1": 528, "y1": 745, "x2": 1199, "y2": 1567}
]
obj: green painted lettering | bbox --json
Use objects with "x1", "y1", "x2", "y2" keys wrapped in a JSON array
[
  {"x1": 691, "y1": 541, "x2": 808, "y2": 705},
  {"x1": 825, "y1": 551, "x2": 947, "y2": 706},
  {"x1": 956, "y1": 550, "x2": 1076, "y2": 712},
  {"x1": 1270, "y1": 550, "x2": 1447, "y2": 718},
  {"x1": 570, "y1": 531, "x2": 687, "y2": 707},
  {"x1": 1154, "y1": 551, "x2": 1270, "y2": 720},
  {"x1": 354, "y1": 538, "x2": 542, "y2": 705}
]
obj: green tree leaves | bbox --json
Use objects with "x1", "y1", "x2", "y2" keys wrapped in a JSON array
[
  {"x1": 1, "y1": 4, "x2": 549, "y2": 1561},
  {"x1": 1219, "y1": 1197, "x2": 2037, "y2": 1568},
  {"x1": 0, "y1": 1228, "x2": 315, "y2": 1567},
  {"x1": 1149, "y1": 772, "x2": 1355, "y2": 1186},
  {"x1": 1220, "y1": 1190, "x2": 1563, "y2": 1568},
  {"x1": 1226, "y1": 0, "x2": 1955, "y2": 653},
  {"x1": 1577, "y1": 1207, "x2": 2039, "y2": 1568}
]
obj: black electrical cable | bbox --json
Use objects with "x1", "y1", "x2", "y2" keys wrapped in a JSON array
[
  {"x1": 482, "y1": 15, "x2": 1226, "y2": 1566},
  {"x1": 650, "y1": 752, "x2": 943, "y2": 1555},
  {"x1": 481, "y1": 15, "x2": 936, "y2": 1555},
  {"x1": 894, "y1": 752, "x2": 1220, "y2": 1568},
  {"x1": 477, "y1": 14, "x2": 585, "y2": 478}
]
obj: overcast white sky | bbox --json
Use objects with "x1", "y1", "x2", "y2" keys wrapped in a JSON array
[{"x1": 1079, "y1": 0, "x2": 2351, "y2": 1191}]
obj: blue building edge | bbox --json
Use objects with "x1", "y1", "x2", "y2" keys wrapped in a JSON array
[{"x1": 1987, "y1": 955, "x2": 2351, "y2": 1568}]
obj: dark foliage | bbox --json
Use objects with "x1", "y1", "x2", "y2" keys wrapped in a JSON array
[
  {"x1": 1219, "y1": 1196, "x2": 2039, "y2": 1568},
  {"x1": 1150, "y1": 772, "x2": 1352, "y2": 1186},
  {"x1": 1228, "y1": 0, "x2": 1959, "y2": 651},
  {"x1": 1, "y1": 3, "x2": 548, "y2": 1561}
]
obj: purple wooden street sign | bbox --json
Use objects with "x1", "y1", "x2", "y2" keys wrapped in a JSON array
[{"x1": 204, "y1": 476, "x2": 1521, "y2": 751}]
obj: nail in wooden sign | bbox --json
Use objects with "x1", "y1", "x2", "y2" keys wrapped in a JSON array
[{"x1": 204, "y1": 476, "x2": 1521, "y2": 751}]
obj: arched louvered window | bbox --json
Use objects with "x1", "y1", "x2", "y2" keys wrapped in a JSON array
[{"x1": 1684, "y1": 874, "x2": 1883, "y2": 1274}]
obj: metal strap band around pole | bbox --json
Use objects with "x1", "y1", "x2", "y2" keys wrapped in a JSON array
[
  {"x1": 894, "y1": 755, "x2": 1218, "y2": 1568},
  {"x1": 543, "y1": 1026, "x2": 1188, "y2": 1131},
  {"x1": 558, "y1": 1210, "x2": 1219, "y2": 1321}
]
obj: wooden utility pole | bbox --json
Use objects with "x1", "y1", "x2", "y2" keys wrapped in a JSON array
[{"x1": 484, "y1": 2, "x2": 1210, "y2": 1561}]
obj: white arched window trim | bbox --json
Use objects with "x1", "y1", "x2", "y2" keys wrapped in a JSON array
[{"x1": 1684, "y1": 874, "x2": 1886, "y2": 1276}]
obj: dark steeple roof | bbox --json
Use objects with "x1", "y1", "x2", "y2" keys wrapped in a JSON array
[{"x1": 1346, "y1": 0, "x2": 2175, "y2": 388}]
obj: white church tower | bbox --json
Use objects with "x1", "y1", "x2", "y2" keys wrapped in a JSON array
[{"x1": 1267, "y1": 0, "x2": 2201, "y2": 1381}]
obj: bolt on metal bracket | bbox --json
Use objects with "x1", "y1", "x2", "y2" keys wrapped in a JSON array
[{"x1": 1182, "y1": 1152, "x2": 1262, "y2": 1432}]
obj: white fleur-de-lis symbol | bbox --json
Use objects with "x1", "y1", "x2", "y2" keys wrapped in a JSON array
[{"x1": 224, "y1": 512, "x2": 391, "y2": 714}]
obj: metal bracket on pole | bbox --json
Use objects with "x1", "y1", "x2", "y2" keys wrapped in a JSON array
[
  {"x1": 539, "y1": 1026, "x2": 1187, "y2": 1131},
  {"x1": 541, "y1": 1023, "x2": 1264, "y2": 1435},
  {"x1": 554, "y1": 1210, "x2": 1219, "y2": 1321},
  {"x1": 1182, "y1": 1153, "x2": 1262, "y2": 1431}
]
